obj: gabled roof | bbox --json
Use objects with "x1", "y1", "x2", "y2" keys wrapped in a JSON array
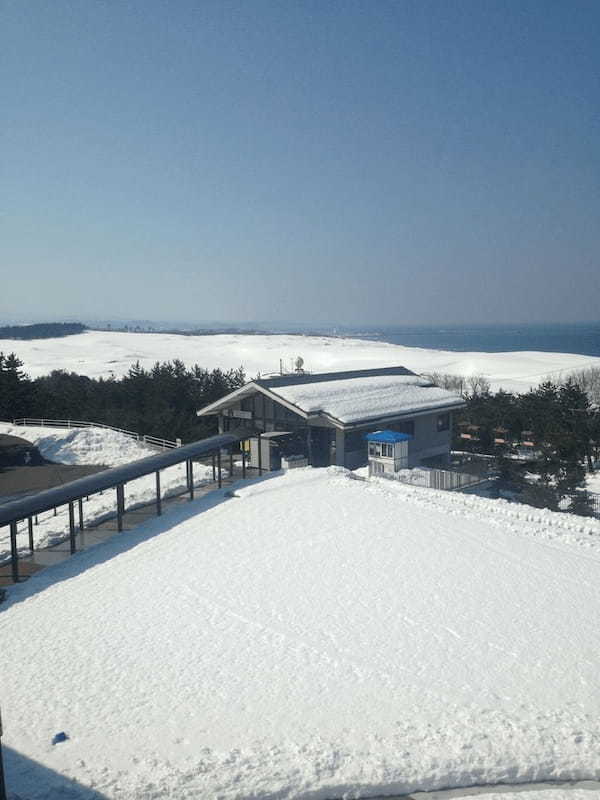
[{"x1": 197, "y1": 366, "x2": 465, "y2": 427}]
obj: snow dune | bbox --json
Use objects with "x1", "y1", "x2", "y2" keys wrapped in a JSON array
[
  {"x1": 2, "y1": 329, "x2": 599, "y2": 392},
  {"x1": 1, "y1": 468, "x2": 600, "y2": 799}
]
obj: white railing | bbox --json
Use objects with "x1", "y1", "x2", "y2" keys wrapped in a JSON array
[{"x1": 10, "y1": 418, "x2": 181, "y2": 450}]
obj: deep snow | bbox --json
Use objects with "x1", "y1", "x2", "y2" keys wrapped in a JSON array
[
  {"x1": 273, "y1": 373, "x2": 465, "y2": 422},
  {"x1": 2, "y1": 467, "x2": 600, "y2": 799},
  {"x1": 2, "y1": 329, "x2": 599, "y2": 392}
]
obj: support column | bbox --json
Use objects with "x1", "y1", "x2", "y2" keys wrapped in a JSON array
[
  {"x1": 78, "y1": 498, "x2": 84, "y2": 531},
  {"x1": 156, "y1": 471, "x2": 162, "y2": 516},
  {"x1": 68, "y1": 502, "x2": 76, "y2": 554},
  {"x1": 217, "y1": 449, "x2": 222, "y2": 488},
  {"x1": 28, "y1": 517, "x2": 34, "y2": 552},
  {"x1": 229, "y1": 448, "x2": 233, "y2": 478},
  {"x1": 188, "y1": 459, "x2": 194, "y2": 501},
  {"x1": 335, "y1": 428, "x2": 346, "y2": 467},
  {"x1": 257, "y1": 433, "x2": 262, "y2": 475},
  {"x1": 10, "y1": 522, "x2": 18, "y2": 583},
  {"x1": 116, "y1": 484, "x2": 124, "y2": 532},
  {"x1": 306, "y1": 428, "x2": 313, "y2": 466},
  {"x1": 212, "y1": 453, "x2": 216, "y2": 481},
  {"x1": 242, "y1": 446, "x2": 246, "y2": 479}
]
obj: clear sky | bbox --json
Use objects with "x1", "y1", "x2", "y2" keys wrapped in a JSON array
[{"x1": 2, "y1": 0, "x2": 599, "y2": 327}]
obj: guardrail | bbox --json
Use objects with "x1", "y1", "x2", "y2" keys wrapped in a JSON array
[
  {"x1": 10, "y1": 419, "x2": 181, "y2": 450},
  {"x1": 0, "y1": 431, "x2": 249, "y2": 584},
  {"x1": 384, "y1": 466, "x2": 490, "y2": 491}
]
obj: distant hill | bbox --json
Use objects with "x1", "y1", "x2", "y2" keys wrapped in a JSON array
[{"x1": 0, "y1": 322, "x2": 87, "y2": 340}]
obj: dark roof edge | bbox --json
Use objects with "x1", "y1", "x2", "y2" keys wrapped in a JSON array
[{"x1": 256, "y1": 365, "x2": 416, "y2": 389}]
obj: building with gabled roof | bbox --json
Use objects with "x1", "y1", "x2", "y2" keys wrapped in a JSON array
[{"x1": 196, "y1": 366, "x2": 465, "y2": 471}]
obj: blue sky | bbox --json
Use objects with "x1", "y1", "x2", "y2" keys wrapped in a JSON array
[{"x1": 2, "y1": 0, "x2": 599, "y2": 326}]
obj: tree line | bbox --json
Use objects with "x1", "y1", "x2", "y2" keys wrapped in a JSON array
[
  {"x1": 0, "y1": 353, "x2": 245, "y2": 443},
  {"x1": 454, "y1": 379, "x2": 600, "y2": 513},
  {"x1": 0, "y1": 322, "x2": 87, "y2": 340}
]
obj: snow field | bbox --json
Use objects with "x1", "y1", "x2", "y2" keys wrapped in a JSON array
[
  {"x1": 1, "y1": 467, "x2": 600, "y2": 798},
  {"x1": 2, "y1": 329, "x2": 600, "y2": 392}
]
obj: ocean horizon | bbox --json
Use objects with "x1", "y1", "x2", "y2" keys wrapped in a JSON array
[{"x1": 335, "y1": 322, "x2": 600, "y2": 359}]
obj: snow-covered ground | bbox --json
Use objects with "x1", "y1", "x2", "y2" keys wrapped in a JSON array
[
  {"x1": 0, "y1": 423, "x2": 216, "y2": 559},
  {"x1": 0, "y1": 422, "x2": 152, "y2": 466},
  {"x1": 2, "y1": 467, "x2": 600, "y2": 799},
  {"x1": 2, "y1": 329, "x2": 600, "y2": 392}
]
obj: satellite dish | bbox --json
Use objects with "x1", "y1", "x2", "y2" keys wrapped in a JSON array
[{"x1": 295, "y1": 356, "x2": 304, "y2": 371}]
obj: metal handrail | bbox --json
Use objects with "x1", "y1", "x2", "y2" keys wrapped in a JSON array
[{"x1": 10, "y1": 418, "x2": 180, "y2": 449}]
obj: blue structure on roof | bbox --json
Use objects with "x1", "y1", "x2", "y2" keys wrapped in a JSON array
[{"x1": 365, "y1": 430, "x2": 412, "y2": 443}]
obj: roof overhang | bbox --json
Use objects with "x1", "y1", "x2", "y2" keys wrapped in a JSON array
[{"x1": 196, "y1": 382, "x2": 309, "y2": 420}]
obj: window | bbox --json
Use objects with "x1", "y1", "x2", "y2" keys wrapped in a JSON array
[
  {"x1": 381, "y1": 443, "x2": 393, "y2": 457},
  {"x1": 390, "y1": 421, "x2": 414, "y2": 437},
  {"x1": 437, "y1": 413, "x2": 450, "y2": 432}
]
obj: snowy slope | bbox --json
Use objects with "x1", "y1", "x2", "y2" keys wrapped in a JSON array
[
  {"x1": 0, "y1": 422, "x2": 152, "y2": 466},
  {"x1": 2, "y1": 468, "x2": 600, "y2": 799},
  {"x1": 2, "y1": 329, "x2": 599, "y2": 392}
]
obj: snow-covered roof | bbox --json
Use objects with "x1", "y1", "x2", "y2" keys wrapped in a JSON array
[
  {"x1": 270, "y1": 373, "x2": 464, "y2": 424},
  {"x1": 196, "y1": 366, "x2": 465, "y2": 425}
]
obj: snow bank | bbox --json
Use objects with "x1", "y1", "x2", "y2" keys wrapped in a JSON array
[
  {"x1": 0, "y1": 423, "x2": 152, "y2": 466},
  {"x1": 2, "y1": 468, "x2": 600, "y2": 799},
  {"x1": 2, "y1": 330, "x2": 600, "y2": 392}
]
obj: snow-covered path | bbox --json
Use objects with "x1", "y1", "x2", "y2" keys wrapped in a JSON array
[{"x1": 2, "y1": 468, "x2": 600, "y2": 798}]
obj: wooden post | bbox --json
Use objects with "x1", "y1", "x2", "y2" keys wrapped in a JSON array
[
  {"x1": 68, "y1": 502, "x2": 76, "y2": 554},
  {"x1": 217, "y1": 449, "x2": 222, "y2": 488},
  {"x1": 28, "y1": 517, "x2": 34, "y2": 552},
  {"x1": 78, "y1": 498, "x2": 84, "y2": 531},
  {"x1": 10, "y1": 522, "x2": 18, "y2": 583},
  {"x1": 156, "y1": 471, "x2": 162, "y2": 516},
  {"x1": 188, "y1": 459, "x2": 194, "y2": 501}
]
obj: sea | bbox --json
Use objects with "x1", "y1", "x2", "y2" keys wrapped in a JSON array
[{"x1": 333, "y1": 322, "x2": 600, "y2": 358}]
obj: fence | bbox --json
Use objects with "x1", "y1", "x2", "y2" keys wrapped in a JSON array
[
  {"x1": 386, "y1": 466, "x2": 489, "y2": 492},
  {"x1": 10, "y1": 418, "x2": 180, "y2": 450}
]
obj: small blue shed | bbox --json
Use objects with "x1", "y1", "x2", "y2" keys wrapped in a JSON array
[{"x1": 366, "y1": 430, "x2": 411, "y2": 476}]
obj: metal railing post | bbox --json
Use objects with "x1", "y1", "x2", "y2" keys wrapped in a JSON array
[
  {"x1": 28, "y1": 517, "x2": 34, "y2": 552},
  {"x1": 188, "y1": 459, "x2": 194, "y2": 501},
  {"x1": 116, "y1": 485, "x2": 124, "y2": 532},
  {"x1": 156, "y1": 471, "x2": 162, "y2": 515},
  {"x1": 68, "y1": 502, "x2": 76, "y2": 554},
  {"x1": 10, "y1": 522, "x2": 18, "y2": 583}
]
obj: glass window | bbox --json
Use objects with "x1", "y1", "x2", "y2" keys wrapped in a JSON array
[{"x1": 437, "y1": 413, "x2": 450, "y2": 432}]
